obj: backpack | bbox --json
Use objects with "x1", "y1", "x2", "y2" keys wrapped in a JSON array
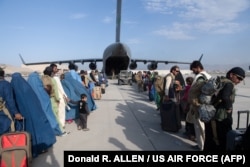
[
  {"x1": 188, "y1": 76, "x2": 232, "y2": 123},
  {"x1": 199, "y1": 76, "x2": 230, "y2": 104},
  {"x1": 187, "y1": 74, "x2": 208, "y2": 106}
]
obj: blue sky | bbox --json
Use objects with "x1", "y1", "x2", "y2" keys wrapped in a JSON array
[{"x1": 1, "y1": 0, "x2": 250, "y2": 70}]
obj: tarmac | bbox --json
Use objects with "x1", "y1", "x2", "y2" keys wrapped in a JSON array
[{"x1": 30, "y1": 76, "x2": 250, "y2": 167}]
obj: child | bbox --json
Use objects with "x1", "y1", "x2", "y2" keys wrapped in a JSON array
[
  {"x1": 181, "y1": 76, "x2": 195, "y2": 141},
  {"x1": 77, "y1": 94, "x2": 90, "y2": 131}
]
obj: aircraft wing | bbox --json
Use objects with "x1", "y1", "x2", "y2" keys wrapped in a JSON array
[
  {"x1": 131, "y1": 54, "x2": 203, "y2": 65},
  {"x1": 19, "y1": 54, "x2": 102, "y2": 65},
  {"x1": 130, "y1": 59, "x2": 191, "y2": 65}
]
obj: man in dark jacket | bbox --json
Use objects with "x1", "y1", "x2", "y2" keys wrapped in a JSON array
[{"x1": 203, "y1": 67, "x2": 245, "y2": 151}]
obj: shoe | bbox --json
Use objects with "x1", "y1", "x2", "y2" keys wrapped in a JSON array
[
  {"x1": 66, "y1": 119, "x2": 73, "y2": 124},
  {"x1": 82, "y1": 128, "x2": 89, "y2": 131},
  {"x1": 61, "y1": 131, "x2": 70, "y2": 137},
  {"x1": 41, "y1": 149, "x2": 48, "y2": 154},
  {"x1": 191, "y1": 145, "x2": 200, "y2": 150},
  {"x1": 189, "y1": 135, "x2": 196, "y2": 141},
  {"x1": 77, "y1": 127, "x2": 82, "y2": 130}
]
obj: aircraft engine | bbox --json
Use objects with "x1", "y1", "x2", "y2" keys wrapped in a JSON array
[
  {"x1": 129, "y1": 62, "x2": 137, "y2": 70},
  {"x1": 89, "y1": 62, "x2": 97, "y2": 70},
  {"x1": 147, "y1": 62, "x2": 158, "y2": 71}
]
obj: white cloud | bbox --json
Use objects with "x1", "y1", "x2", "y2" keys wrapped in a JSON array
[
  {"x1": 179, "y1": 0, "x2": 249, "y2": 22},
  {"x1": 194, "y1": 21, "x2": 242, "y2": 34},
  {"x1": 153, "y1": 22, "x2": 194, "y2": 40},
  {"x1": 154, "y1": 28, "x2": 194, "y2": 40},
  {"x1": 143, "y1": 0, "x2": 174, "y2": 14},
  {"x1": 144, "y1": 0, "x2": 250, "y2": 37},
  {"x1": 69, "y1": 13, "x2": 86, "y2": 19},
  {"x1": 102, "y1": 16, "x2": 112, "y2": 23}
]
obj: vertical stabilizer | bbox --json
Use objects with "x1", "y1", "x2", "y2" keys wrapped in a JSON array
[
  {"x1": 116, "y1": 0, "x2": 122, "y2": 42},
  {"x1": 198, "y1": 54, "x2": 203, "y2": 62},
  {"x1": 19, "y1": 54, "x2": 27, "y2": 65}
]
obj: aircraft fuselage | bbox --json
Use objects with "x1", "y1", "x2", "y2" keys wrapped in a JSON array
[{"x1": 103, "y1": 42, "x2": 131, "y2": 77}]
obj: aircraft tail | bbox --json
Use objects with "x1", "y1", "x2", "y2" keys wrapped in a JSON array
[
  {"x1": 198, "y1": 54, "x2": 203, "y2": 62},
  {"x1": 19, "y1": 54, "x2": 27, "y2": 65},
  {"x1": 115, "y1": 0, "x2": 122, "y2": 42}
]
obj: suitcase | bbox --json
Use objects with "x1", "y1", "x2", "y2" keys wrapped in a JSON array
[
  {"x1": 242, "y1": 124, "x2": 250, "y2": 151},
  {"x1": 92, "y1": 86, "x2": 102, "y2": 100},
  {"x1": 160, "y1": 100, "x2": 181, "y2": 132},
  {"x1": 226, "y1": 110, "x2": 249, "y2": 151},
  {"x1": 0, "y1": 119, "x2": 32, "y2": 167}
]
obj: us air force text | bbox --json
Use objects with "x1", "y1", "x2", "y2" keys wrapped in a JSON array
[{"x1": 67, "y1": 154, "x2": 245, "y2": 164}]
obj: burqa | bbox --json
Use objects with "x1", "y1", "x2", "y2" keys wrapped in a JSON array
[
  {"x1": 27, "y1": 72, "x2": 63, "y2": 136},
  {"x1": 11, "y1": 73, "x2": 56, "y2": 158}
]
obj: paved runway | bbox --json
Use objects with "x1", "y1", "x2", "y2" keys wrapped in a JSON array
[{"x1": 31, "y1": 76, "x2": 250, "y2": 167}]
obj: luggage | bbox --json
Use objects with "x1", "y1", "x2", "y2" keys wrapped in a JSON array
[
  {"x1": 160, "y1": 100, "x2": 181, "y2": 132},
  {"x1": 0, "y1": 119, "x2": 32, "y2": 167},
  {"x1": 242, "y1": 124, "x2": 250, "y2": 151},
  {"x1": 92, "y1": 86, "x2": 102, "y2": 100},
  {"x1": 226, "y1": 110, "x2": 249, "y2": 151}
]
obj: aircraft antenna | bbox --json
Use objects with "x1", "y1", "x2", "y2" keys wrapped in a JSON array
[{"x1": 115, "y1": 0, "x2": 122, "y2": 42}]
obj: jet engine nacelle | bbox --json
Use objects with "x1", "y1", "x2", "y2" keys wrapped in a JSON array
[
  {"x1": 129, "y1": 62, "x2": 137, "y2": 70},
  {"x1": 89, "y1": 62, "x2": 97, "y2": 70},
  {"x1": 147, "y1": 62, "x2": 158, "y2": 71}
]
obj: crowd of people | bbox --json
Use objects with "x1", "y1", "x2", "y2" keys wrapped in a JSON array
[
  {"x1": 0, "y1": 63, "x2": 108, "y2": 158},
  {"x1": 132, "y1": 61, "x2": 246, "y2": 151},
  {"x1": 0, "y1": 61, "x2": 247, "y2": 160}
]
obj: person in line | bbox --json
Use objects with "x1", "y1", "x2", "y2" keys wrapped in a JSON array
[
  {"x1": 68, "y1": 63, "x2": 82, "y2": 84},
  {"x1": 153, "y1": 72, "x2": 164, "y2": 110},
  {"x1": 189, "y1": 61, "x2": 211, "y2": 151},
  {"x1": 181, "y1": 76, "x2": 195, "y2": 141},
  {"x1": 89, "y1": 70, "x2": 99, "y2": 86},
  {"x1": 11, "y1": 72, "x2": 56, "y2": 157},
  {"x1": 135, "y1": 71, "x2": 143, "y2": 92},
  {"x1": 80, "y1": 70, "x2": 87, "y2": 88},
  {"x1": 203, "y1": 67, "x2": 245, "y2": 151},
  {"x1": 41, "y1": 66, "x2": 64, "y2": 133},
  {"x1": 70, "y1": 94, "x2": 90, "y2": 131},
  {"x1": 60, "y1": 73, "x2": 79, "y2": 124},
  {"x1": 98, "y1": 71, "x2": 108, "y2": 87},
  {"x1": 50, "y1": 63, "x2": 68, "y2": 129},
  {"x1": 0, "y1": 68, "x2": 23, "y2": 135},
  {"x1": 84, "y1": 70, "x2": 96, "y2": 95},
  {"x1": 163, "y1": 65, "x2": 182, "y2": 103},
  {"x1": 27, "y1": 71, "x2": 63, "y2": 136}
]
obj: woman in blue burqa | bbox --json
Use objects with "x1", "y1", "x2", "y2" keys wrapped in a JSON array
[
  {"x1": 60, "y1": 73, "x2": 80, "y2": 121},
  {"x1": 10, "y1": 72, "x2": 56, "y2": 158},
  {"x1": 61, "y1": 72, "x2": 96, "y2": 121},
  {"x1": 0, "y1": 68, "x2": 23, "y2": 135},
  {"x1": 27, "y1": 71, "x2": 63, "y2": 136}
]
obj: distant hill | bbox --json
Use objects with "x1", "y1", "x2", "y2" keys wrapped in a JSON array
[{"x1": 1, "y1": 64, "x2": 33, "y2": 75}]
